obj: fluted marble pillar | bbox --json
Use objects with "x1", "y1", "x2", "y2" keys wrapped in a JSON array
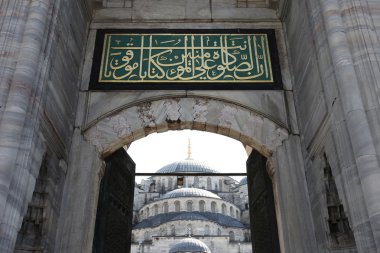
[
  {"x1": 0, "y1": 0, "x2": 51, "y2": 252},
  {"x1": 319, "y1": 0, "x2": 380, "y2": 252}
]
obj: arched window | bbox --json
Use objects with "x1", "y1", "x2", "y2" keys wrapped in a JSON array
[
  {"x1": 211, "y1": 201, "x2": 217, "y2": 213},
  {"x1": 175, "y1": 201, "x2": 181, "y2": 212},
  {"x1": 230, "y1": 206, "x2": 234, "y2": 217},
  {"x1": 163, "y1": 202, "x2": 169, "y2": 213},
  {"x1": 193, "y1": 176, "x2": 199, "y2": 187},
  {"x1": 162, "y1": 178, "x2": 166, "y2": 190},
  {"x1": 168, "y1": 177, "x2": 173, "y2": 190},
  {"x1": 229, "y1": 231, "x2": 235, "y2": 242},
  {"x1": 222, "y1": 204, "x2": 227, "y2": 215},
  {"x1": 160, "y1": 226, "x2": 167, "y2": 236},
  {"x1": 207, "y1": 177, "x2": 212, "y2": 190},
  {"x1": 205, "y1": 225, "x2": 210, "y2": 236},
  {"x1": 154, "y1": 204, "x2": 158, "y2": 215},
  {"x1": 187, "y1": 201, "x2": 193, "y2": 212},
  {"x1": 171, "y1": 225, "x2": 176, "y2": 236},
  {"x1": 244, "y1": 232, "x2": 251, "y2": 242},
  {"x1": 236, "y1": 210, "x2": 239, "y2": 219},
  {"x1": 144, "y1": 231, "x2": 150, "y2": 241},
  {"x1": 187, "y1": 224, "x2": 192, "y2": 235},
  {"x1": 217, "y1": 228, "x2": 221, "y2": 236},
  {"x1": 219, "y1": 179, "x2": 223, "y2": 191},
  {"x1": 199, "y1": 200, "x2": 205, "y2": 212},
  {"x1": 146, "y1": 207, "x2": 150, "y2": 217}
]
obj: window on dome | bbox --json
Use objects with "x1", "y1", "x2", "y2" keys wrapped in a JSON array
[
  {"x1": 186, "y1": 201, "x2": 193, "y2": 212},
  {"x1": 177, "y1": 176, "x2": 184, "y2": 187},
  {"x1": 230, "y1": 206, "x2": 234, "y2": 217},
  {"x1": 199, "y1": 200, "x2": 205, "y2": 212},
  {"x1": 229, "y1": 231, "x2": 235, "y2": 242},
  {"x1": 193, "y1": 176, "x2": 199, "y2": 187},
  {"x1": 187, "y1": 224, "x2": 192, "y2": 235},
  {"x1": 211, "y1": 202, "x2": 217, "y2": 213},
  {"x1": 222, "y1": 204, "x2": 227, "y2": 215},
  {"x1": 163, "y1": 202, "x2": 169, "y2": 213},
  {"x1": 168, "y1": 177, "x2": 173, "y2": 190},
  {"x1": 205, "y1": 225, "x2": 210, "y2": 236},
  {"x1": 219, "y1": 179, "x2": 223, "y2": 191},
  {"x1": 174, "y1": 201, "x2": 180, "y2": 212},
  {"x1": 207, "y1": 177, "x2": 211, "y2": 190},
  {"x1": 154, "y1": 204, "x2": 158, "y2": 215}
]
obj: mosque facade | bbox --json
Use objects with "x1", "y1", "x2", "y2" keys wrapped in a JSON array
[{"x1": 131, "y1": 159, "x2": 251, "y2": 253}]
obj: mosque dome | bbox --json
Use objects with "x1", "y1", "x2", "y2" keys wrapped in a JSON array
[
  {"x1": 239, "y1": 177, "x2": 248, "y2": 185},
  {"x1": 161, "y1": 188, "x2": 221, "y2": 200},
  {"x1": 156, "y1": 159, "x2": 219, "y2": 174},
  {"x1": 169, "y1": 237, "x2": 211, "y2": 253}
]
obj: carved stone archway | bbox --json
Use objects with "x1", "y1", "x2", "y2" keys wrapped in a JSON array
[
  {"x1": 83, "y1": 97, "x2": 289, "y2": 157},
  {"x1": 56, "y1": 96, "x2": 317, "y2": 253}
]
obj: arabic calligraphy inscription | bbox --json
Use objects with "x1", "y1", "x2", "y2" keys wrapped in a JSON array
[{"x1": 99, "y1": 34, "x2": 273, "y2": 83}]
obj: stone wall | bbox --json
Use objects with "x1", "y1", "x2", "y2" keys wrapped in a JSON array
[
  {"x1": 284, "y1": 0, "x2": 380, "y2": 252},
  {"x1": 0, "y1": 0, "x2": 89, "y2": 252}
]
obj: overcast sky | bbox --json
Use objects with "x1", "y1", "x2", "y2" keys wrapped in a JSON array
[{"x1": 127, "y1": 130, "x2": 248, "y2": 183}]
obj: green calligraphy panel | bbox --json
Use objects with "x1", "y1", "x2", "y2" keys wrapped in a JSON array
[{"x1": 98, "y1": 34, "x2": 274, "y2": 83}]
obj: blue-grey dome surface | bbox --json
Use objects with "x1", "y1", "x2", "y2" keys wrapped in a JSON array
[
  {"x1": 239, "y1": 177, "x2": 247, "y2": 185},
  {"x1": 133, "y1": 211, "x2": 246, "y2": 229},
  {"x1": 161, "y1": 188, "x2": 221, "y2": 200},
  {"x1": 156, "y1": 159, "x2": 219, "y2": 173},
  {"x1": 169, "y1": 238, "x2": 211, "y2": 253}
]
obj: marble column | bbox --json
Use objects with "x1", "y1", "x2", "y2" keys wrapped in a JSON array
[
  {"x1": 0, "y1": 0, "x2": 51, "y2": 251},
  {"x1": 272, "y1": 135, "x2": 319, "y2": 253},
  {"x1": 319, "y1": 0, "x2": 380, "y2": 251},
  {"x1": 54, "y1": 129, "x2": 104, "y2": 253},
  {"x1": 0, "y1": 0, "x2": 29, "y2": 119}
]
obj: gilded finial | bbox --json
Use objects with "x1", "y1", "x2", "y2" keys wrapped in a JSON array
[{"x1": 187, "y1": 138, "x2": 192, "y2": 160}]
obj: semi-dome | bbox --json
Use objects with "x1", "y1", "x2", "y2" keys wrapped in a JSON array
[
  {"x1": 169, "y1": 237, "x2": 211, "y2": 253},
  {"x1": 161, "y1": 188, "x2": 221, "y2": 200},
  {"x1": 156, "y1": 159, "x2": 219, "y2": 174}
]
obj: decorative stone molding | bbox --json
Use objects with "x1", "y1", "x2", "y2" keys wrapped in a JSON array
[{"x1": 84, "y1": 97, "x2": 288, "y2": 157}]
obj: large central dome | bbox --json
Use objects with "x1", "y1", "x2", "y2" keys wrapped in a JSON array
[{"x1": 156, "y1": 159, "x2": 219, "y2": 174}]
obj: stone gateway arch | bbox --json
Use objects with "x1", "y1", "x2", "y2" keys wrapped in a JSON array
[{"x1": 0, "y1": 0, "x2": 379, "y2": 253}]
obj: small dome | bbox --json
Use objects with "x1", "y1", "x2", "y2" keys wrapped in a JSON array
[
  {"x1": 169, "y1": 238, "x2": 211, "y2": 253},
  {"x1": 239, "y1": 177, "x2": 247, "y2": 185},
  {"x1": 162, "y1": 188, "x2": 221, "y2": 200},
  {"x1": 156, "y1": 159, "x2": 219, "y2": 174}
]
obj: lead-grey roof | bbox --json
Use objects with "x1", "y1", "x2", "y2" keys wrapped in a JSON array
[
  {"x1": 161, "y1": 188, "x2": 221, "y2": 200},
  {"x1": 169, "y1": 238, "x2": 211, "y2": 253},
  {"x1": 156, "y1": 159, "x2": 219, "y2": 173},
  {"x1": 133, "y1": 211, "x2": 247, "y2": 229}
]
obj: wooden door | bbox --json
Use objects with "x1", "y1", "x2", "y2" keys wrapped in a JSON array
[
  {"x1": 93, "y1": 148, "x2": 135, "y2": 253},
  {"x1": 246, "y1": 150, "x2": 280, "y2": 253}
]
